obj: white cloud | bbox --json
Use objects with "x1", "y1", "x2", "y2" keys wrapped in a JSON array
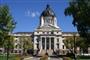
[
  {"x1": 26, "y1": 10, "x2": 31, "y2": 16},
  {"x1": 31, "y1": 12, "x2": 36, "y2": 18},
  {"x1": 25, "y1": 10, "x2": 40, "y2": 18}
]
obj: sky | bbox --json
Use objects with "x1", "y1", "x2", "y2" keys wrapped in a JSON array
[{"x1": 0, "y1": 0, "x2": 77, "y2": 32}]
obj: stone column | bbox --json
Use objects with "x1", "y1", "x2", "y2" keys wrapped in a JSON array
[
  {"x1": 40, "y1": 37, "x2": 42, "y2": 50},
  {"x1": 39, "y1": 37, "x2": 42, "y2": 54},
  {"x1": 34, "y1": 36, "x2": 37, "y2": 50},
  {"x1": 39, "y1": 37, "x2": 42, "y2": 50},
  {"x1": 54, "y1": 37, "x2": 56, "y2": 51},
  {"x1": 41, "y1": 17, "x2": 44, "y2": 27}
]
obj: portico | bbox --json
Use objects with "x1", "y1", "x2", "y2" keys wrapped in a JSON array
[{"x1": 40, "y1": 36, "x2": 54, "y2": 50}]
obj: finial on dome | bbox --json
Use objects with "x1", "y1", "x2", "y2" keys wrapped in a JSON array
[{"x1": 46, "y1": 4, "x2": 50, "y2": 9}]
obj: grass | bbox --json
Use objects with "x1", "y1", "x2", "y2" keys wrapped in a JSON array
[
  {"x1": 1, "y1": 54, "x2": 90, "y2": 60},
  {"x1": 0, "y1": 54, "x2": 21, "y2": 60},
  {"x1": 0, "y1": 55, "x2": 15, "y2": 60},
  {"x1": 77, "y1": 55, "x2": 90, "y2": 60},
  {"x1": 78, "y1": 59, "x2": 90, "y2": 60}
]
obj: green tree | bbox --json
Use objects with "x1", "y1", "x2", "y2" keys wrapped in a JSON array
[
  {"x1": 64, "y1": 36, "x2": 87, "y2": 54},
  {"x1": 64, "y1": 0, "x2": 90, "y2": 45},
  {"x1": 4, "y1": 35, "x2": 14, "y2": 53},
  {"x1": 0, "y1": 5, "x2": 16, "y2": 60},
  {"x1": 64, "y1": 37, "x2": 75, "y2": 49},
  {"x1": 75, "y1": 37, "x2": 88, "y2": 54},
  {"x1": 20, "y1": 35, "x2": 33, "y2": 55}
]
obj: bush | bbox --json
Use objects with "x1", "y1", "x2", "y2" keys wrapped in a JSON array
[
  {"x1": 14, "y1": 55, "x2": 21, "y2": 60},
  {"x1": 40, "y1": 55, "x2": 48, "y2": 60},
  {"x1": 40, "y1": 53, "x2": 48, "y2": 60},
  {"x1": 63, "y1": 57, "x2": 72, "y2": 60},
  {"x1": 78, "y1": 55, "x2": 90, "y2": 59},
  {"x1": 66, "y1": 52, "x2": 75, "y2": 58}
]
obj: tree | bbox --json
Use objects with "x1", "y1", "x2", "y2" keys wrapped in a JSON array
[
  {"x1": 64, "y1": 0, "x2": 90, "y2": 45},
  {"x1": 63, "y1": 37, "x2": 74, "y2": 49},
  {"x1": 75, "y1": 37, "x2": 88, "y2": 54},
  {"x1": 64, "y1": 36, "x2": 87, "y2": 54},
  {"x1": 4, "y1": 35, "x2": 14, "y2": 53},
  {"x1": 0, "y1": 5, "x2": 16, "y2": 60},
  {"x1": 20, "y1": 35, "x2": 33, "y2": 55}
]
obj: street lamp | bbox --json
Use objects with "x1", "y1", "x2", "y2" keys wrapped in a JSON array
[
  {"x1": 73, "y1": 33, "x2": 77, "y2": 60},
  {"x1": 74, "y1": 34, "x2": 76, "y2": 54}
]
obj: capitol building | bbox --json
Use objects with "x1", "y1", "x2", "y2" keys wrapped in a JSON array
[
  {"x1": 10, "y1": 5, "x2": 81, "y2": 55},
  {"x1": 0, "y1": 5, "x2": 82, "y2": 55}
]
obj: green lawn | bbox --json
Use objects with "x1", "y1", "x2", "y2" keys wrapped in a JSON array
[
  {"x1": 0, "y1": 55, "x2": 15, "y2": 60},
  {"x1": 1, "y1": 54, "x2": 90, "y2": 60},
  {"x1": 79, "y1": 59, "x2": 90, "y2": 60},
  {"x1": 0, "y1": 54, "x2": 21, "y2": 60},
  {"x1": 77, "y1": 55, "x2": 90, "y2": 60}
]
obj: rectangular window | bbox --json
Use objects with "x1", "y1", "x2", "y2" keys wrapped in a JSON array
[
  {"x1": 57, "y1": 38, "x2": 59, "y2": 42},
  {"x1": 57, "y1": 44, "x2": 59, "y2": 49},
  {"x1": 63, "y1": 45, "x2": 64, "y2": 49}
]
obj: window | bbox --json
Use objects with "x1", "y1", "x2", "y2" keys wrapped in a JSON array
[
  {"x1": 37, "y1": 32, "x2": 39, "y2": 33},
  {"x1": 19, "y1": 50, "x2": 21, "y2": 53},
  {"x1": 57, "y1": 44, "x2": 59, "y2": 49},
  {"x1": 62, "y1": 36, "x2": 64, "y2": 38},
  {"x1": 44, "y1": 16, "x2": 52, "y2": 26},
  {"x1": 0, "y1": 50, "x2": 2, "y2": 52},
  {"x1": 63, "y1": 45, "x2": 64, "y2": 49},
  {"x1": 37, "y1": 44, "x2": 39, "y2": 49},
  {"x1": 57, "y1": 38, "x2": 59, "y2": 42},
  {"x1": 15, "y1": 50, "x2": 17, "y2": 53},
  {"x1": 62, "y1": 40, "x2": 64, "y2": 43},
  {"x1": 19, "y1": 45, "x2": 22, "y2": 48},
  {"x1": 15, "y1": 45, "x2": 18, "y2": 48},
  {"x1": 51, "y1": 31, "x2": 54, "y2": 34},
  {"x1": 43, "y1": 32, "x2": 44, "y2": 34},
  {"x1": 37, "y1": 38, "x2": 39, "y2": 42},
  {"x1": 15, "y1": 36, "x2": 18, "y2": 38}
]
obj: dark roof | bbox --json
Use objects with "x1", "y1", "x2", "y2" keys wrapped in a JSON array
[
  {"x1": 62, "y1": 32, "x2": 78, "y2": 34},
  {"x1": 13, "y1": 32, "x2": 78, "y2": 35},
  {"x1": 41, "y1": 4, "x2": 55, "y2": 17},
  {"x1": 13, "y1": 32, "x2": 33, "y2": 34}
]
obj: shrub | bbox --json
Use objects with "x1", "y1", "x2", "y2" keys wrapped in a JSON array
[{"x1": 63, "y1": 57, "x2": 72, "y2": 60}]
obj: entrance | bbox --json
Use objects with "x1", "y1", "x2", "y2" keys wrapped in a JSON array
[{"x1": 42, "y1": 37, "x2": 54, "y2": 50}]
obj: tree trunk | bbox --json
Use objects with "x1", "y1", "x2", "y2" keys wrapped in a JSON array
[{"x1": 7, "y1": 44, "x2": 9, "y2": 60}]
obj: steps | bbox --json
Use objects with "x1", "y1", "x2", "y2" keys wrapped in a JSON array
[{"x1": 38, "y1": 49, "x2": 53, "y2": 56}]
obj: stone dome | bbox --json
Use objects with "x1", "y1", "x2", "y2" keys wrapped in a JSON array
[{"x1": 41, "y1": 5, "x2": 55, "y2": 17}]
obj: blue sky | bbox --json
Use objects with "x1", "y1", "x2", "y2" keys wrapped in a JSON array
[{"x1": 1, "y1": 0, "x2": 77, "y2": 32}]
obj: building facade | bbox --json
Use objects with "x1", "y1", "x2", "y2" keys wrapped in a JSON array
[
  {"x1": 12, "y1": 5, "x2": 79, "y2": 55},
  {"x1": 1, "y1": 5, "x2": 90, "y2": 55}
]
